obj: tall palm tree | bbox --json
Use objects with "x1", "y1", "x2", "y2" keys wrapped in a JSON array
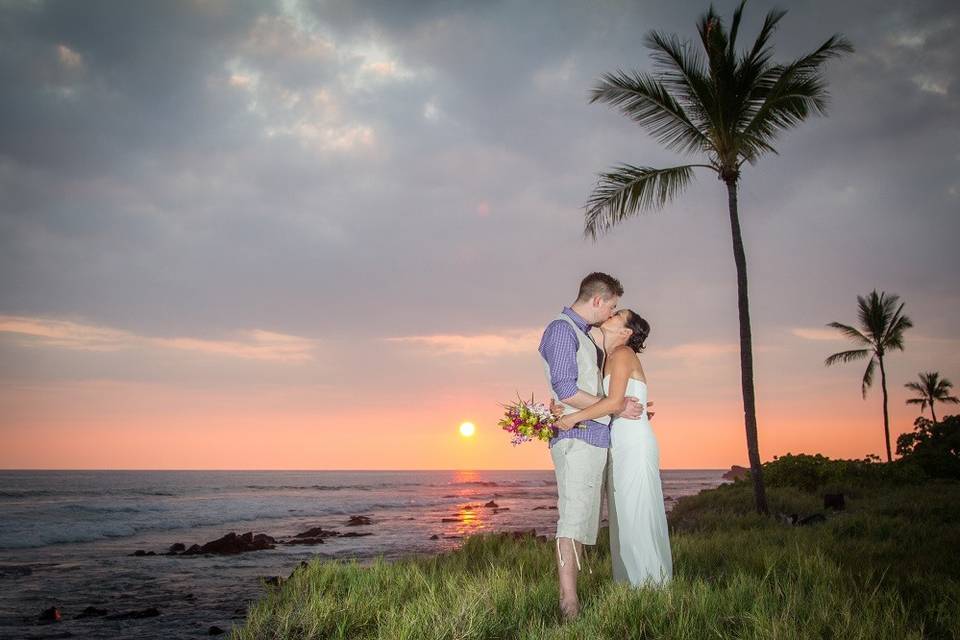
[
  {"x1": 825, "y1": 291, "x2": 913, "y2": 462},
  {"x1": 905, "y1": 371, "x2": 959, "y2": 424},
  {"x1": 584, "y1": 2, "x2": 852, "y2": 514}
]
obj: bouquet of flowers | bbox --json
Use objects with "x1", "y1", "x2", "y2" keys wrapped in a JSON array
[{"x1": 498, "y1": 395, "x2": 576, "y2": 445}]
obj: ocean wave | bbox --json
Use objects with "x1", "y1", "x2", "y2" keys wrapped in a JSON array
[
  {"x1": 0, "y1": 495, "x2": 470, "y2": 550},
  {"x1": 0, "y1": 489, "x2": 178, "y2": 499}
]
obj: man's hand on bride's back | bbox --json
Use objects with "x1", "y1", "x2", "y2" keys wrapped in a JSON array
[{"x1": 619, "y1": 397, "x2": 643, "y2": 420}]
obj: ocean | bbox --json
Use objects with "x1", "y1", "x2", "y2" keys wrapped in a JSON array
[{"x1": 0, "y1": 469, "x2": 728, "y2": 639}]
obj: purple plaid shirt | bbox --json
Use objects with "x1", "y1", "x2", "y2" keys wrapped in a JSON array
[{"x1": 539, "y1": 307, "x2": 611, "y2": 449}]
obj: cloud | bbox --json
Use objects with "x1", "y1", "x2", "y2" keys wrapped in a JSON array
[
  {"x1": 56, "y1": 44, "x2": 83, "y2": 70},
  {"x1": 791, "y1": 328, "x2": 845, "y2": 341},
  {"x1": 385, "y1": 329, "x2": 542, "y2": 357},
  {"x1": 911, "y1": 74, "x2": 950, "y2": 95},
  {"x1": 654, "y1": 342, "x2": 740, "y2": 359},
  {"x1": 0, "y1": 316, "x2": 317, "y2": 362}
]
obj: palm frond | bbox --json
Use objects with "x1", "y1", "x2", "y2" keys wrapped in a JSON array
[
  {"x1": 825, "y1": 322, "x2": 871, "y2": 346},
  {"x1": 745, "y1": 7, "x2": 787, "y2": 68},
  {"x1": 590, "y1": 70, "x2": 710, "y2": 155},
  {"x1": 727, "y1": 1, "x2": 746, "y2": 61},
  {"x1": 739, "y1": 34, "x2": 853, "y2": 149},
  {"x1": 881, "y1": 302, "x2": 913, "y2": 350},
  {"x1": 824, "y1": 348, "x2": 869, "y2": 367},
  {"x1": 643, "y1": 31, "x2": 713, "y2": 134},
  {"x1": 904, "y1": 381, "x2": 926, "y2": 394},
  {"x1": 861, "y1": 357, "x2": 876, "y2": 398},
  {"x1": 905, "y1": 398, "x2": 927, "y2": 407},
  {"x1": 584, "y1": 165, "x2": 697, "y2": 239},
  {"x1": 696, "y1": 5, "x2": 729, "y2": 80}
]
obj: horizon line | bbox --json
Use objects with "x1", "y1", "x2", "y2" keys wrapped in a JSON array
[{"x1": 0, "y1": 467, "x2": 734, "y2": 472}]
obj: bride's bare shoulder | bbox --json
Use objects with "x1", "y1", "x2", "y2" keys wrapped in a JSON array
[{"x1": 633, "y1": 352, "x2": 647, "y2": 381}]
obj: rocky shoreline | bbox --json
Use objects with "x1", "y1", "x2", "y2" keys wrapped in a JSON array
[{"x1": 22, "y1": 501, "x2": 553, "y2": 636}]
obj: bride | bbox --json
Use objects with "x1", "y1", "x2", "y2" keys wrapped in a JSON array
[{"x1": 555, "y1": 309, "x2": 672, "y2": 587}]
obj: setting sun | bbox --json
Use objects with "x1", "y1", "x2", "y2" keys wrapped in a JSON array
[{"x1": 459, "y1": 422, "x2": 476, "y2": 437}]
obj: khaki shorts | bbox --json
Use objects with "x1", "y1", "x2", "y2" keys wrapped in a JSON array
[{"x1": 550, "y1": 438, "x2": 607, "y2": 545}]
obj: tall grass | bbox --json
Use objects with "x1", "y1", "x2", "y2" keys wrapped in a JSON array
[{"x1": 232, "y1": 479, "x2": 959, "y2": 640}]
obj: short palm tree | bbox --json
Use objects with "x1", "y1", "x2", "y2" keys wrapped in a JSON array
[
  {"x1": 584, "y1": 2, "x2": 852, "y2": 514},
  {"x1": 905, "y1": 371, "x2": 958, "y2": 424},
  {"x1": 825, "y1": 290, "x2": 913, "y2": 462}
]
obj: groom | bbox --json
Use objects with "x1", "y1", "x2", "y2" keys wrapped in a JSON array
[{"x1": 539, "y1": 272, "x2": 645, "y2": 619}]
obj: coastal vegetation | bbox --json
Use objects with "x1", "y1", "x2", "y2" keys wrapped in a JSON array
[
  {"x1": 231, "y1": 444, "x2": 960, "y2": 639},
  {"x1": 582, "y1": 1, "x2": 852, "y2": 513}
]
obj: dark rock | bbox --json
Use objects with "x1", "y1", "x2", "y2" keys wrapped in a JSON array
[
  {"x1": 493, "y1": 508, "x2": 510, "y2": 514},
  {"x1": 182, "y1": 544, "x2": 202, "y2": 555},
  {"x1": 483, "y1": 500, "x2": 498, "y2": 508},
  {"x1": 799, "y1": 513, "x2": 827, "y2": 526},
  {"x1": 429, "y1": 534, "x2": 439, "y2": 540},
  {"x1": 293, "y1": 527, "x2": 340, "y2": 539},
  {"x1": 778, "y1": 512, "x2": 828, "y2": 526},
  {"x1": 38, "y1": 606, "x2": 61, "y2": 623},
  {"x1": 824, "y1": 493, "x2": 845, "y2": 511},
  {"x1": 75, "y1": 606, "x2": 108, "y2": 619},
  {"x1": 532, "y1": 505, "x2": 557, "y2": 511},
  {"x1": 195, "y1": 532, "x2": 276, "y2": 555},
  {"x1": 346, "y1": 515, "x2": 372, "y2": 526},
  {"x1": 441, "y1": 518, "x2": 459, "y2": 523},
  {"x1": 131, "y1": 550, "x2": 148, "y2": 557},
  {"x1": 340, "y1": 532, "x2": 373, "y2": 538},
  {"x1": 460, "y1": 504, "x2": 478, "y2": 510},
  {"x1": 169, "y1": 543, "x2": 186, "y2": 553},
  {"x1": 105, "y1": 607, "x2": 160, "y2": 620},
  {"x1": 209, "y1": 626, "x2": 226, "y2": 635},
  {"x1": 722, "y1": 465, "x2": 750, "y2": 481}
]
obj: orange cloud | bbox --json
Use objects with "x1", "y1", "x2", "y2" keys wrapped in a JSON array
[
  {"x1": 654, "y1": 342, "x2": 739, "y2": 359},
  {"x1": 791, "y1": 327, "x2": 844, "y2": 341},
  {"x1": 0, "y1": 315, "x2": 316, "y2": 362},
  {"x1": 386, "y1": 329, "x2": 541, "y2": 357}
]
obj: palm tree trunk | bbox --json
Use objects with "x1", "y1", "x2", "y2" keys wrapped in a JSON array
[
  {"x1": 878, "y1": 355, "x2": 892, "y2": 462},
  {"x1": 725, "y1": 178, "x2": 768, "y2": 515},
  {"x1": 931, "y1": 403, "x2": 938, "y2": 425}
]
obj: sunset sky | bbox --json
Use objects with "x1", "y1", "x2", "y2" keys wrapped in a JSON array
[{"x1": 1, "y1": 0, "x2": 958, "y2": 470}]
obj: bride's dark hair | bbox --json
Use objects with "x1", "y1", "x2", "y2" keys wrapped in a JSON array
[{"x1": 623, "y1": 310, "x2": 650, "y2": 353}]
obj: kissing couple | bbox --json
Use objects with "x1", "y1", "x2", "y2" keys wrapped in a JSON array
[{"x1": 539, "y1": 272, "x2": 672, "y2": 620}]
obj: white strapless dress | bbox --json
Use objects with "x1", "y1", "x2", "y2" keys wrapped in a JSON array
[{"x1": 604, "y1": 375, "x2": 673, "y2": 587}]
